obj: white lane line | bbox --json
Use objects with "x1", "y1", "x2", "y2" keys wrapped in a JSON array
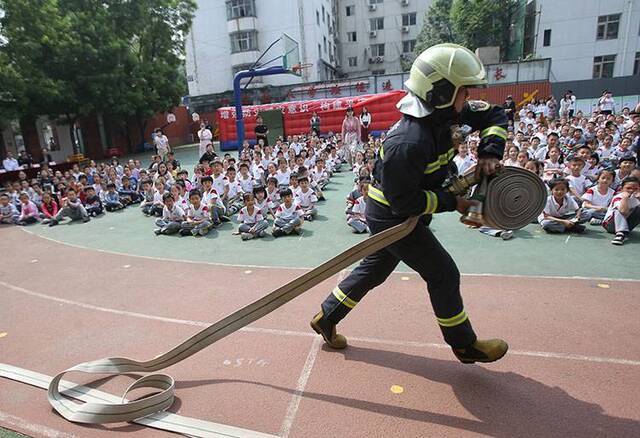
[
  {"x1": 0, "y1": 410, "x2": 76, "y2": 438},
  {"x1": 20, "y1": 228, "x2": 640, "y2": 282},
  {"x1": 2, "y1": 279, "x2": 639, "y2": 367},
  {"x1": 279, "y1": 337, "x2": 322, "y2": 438}
]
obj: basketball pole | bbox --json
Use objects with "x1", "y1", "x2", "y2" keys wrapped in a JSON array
[{"x1": 233, "y1": 66, "x2": 288, "y2": 151}]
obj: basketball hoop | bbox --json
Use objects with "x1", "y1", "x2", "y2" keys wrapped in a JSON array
[{"x1": 291, "y1": 62, "x2": 313, "y2": 77}]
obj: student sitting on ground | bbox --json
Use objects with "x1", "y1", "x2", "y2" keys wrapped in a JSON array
[
  {"x1": 265, "y1": 177, "x2": 281, "y2": 208},
  {"x1": 603, "y1": 176, "x2": 640, "y2": 246},
  {"x1": 237, "y1": 192, "x2": 269, "y2": 241},
  {"x1": 201, "y1": 176, "x2": 226, "y2": 227},
  {"x1": 346, "y1": 176, "x2": 370, "y2": 215},
  {"x1": 150, "y1": 179, "x2": 166, "y2": 216},
  {"x1": 566, "y1": 156, "x2": 590, "y2": 201},
  {"x1": 253, "y1": 185, "x2": 274, "y2": 218},
  {"x1": 347, "y1": 182, "x2": 369, "y2": 234},
  {"x1": 294, "y1": 176, "x2": 318, "y2": 221},
  {"x1": 225, "y1": 166, "x2": 244, "y2": 215},
  {"x1": 49, "y1": 187, "x2": 90, "y2": 226},
  {"x1": 140, "y1": 179, "x2": 156, "y2": 216},
  {"x1": 538, "y1": 178, "x2": 589, "y2": 234},
  {"x1": 0, "y1": 193, "x2": 19, "y2": 224},
  {"x1": 581, "y1": 170, "x2": 615, "y2": 226},
  {"x1": 154, "y1": 192, "x2": 185, "y2": 236},
  {"x1": 104, "y1": 183, "x2": 125, "y2": 211},
  {"x1": 118, "y1": 176, "x2": 142, "y2": 205},
  {"x1": 272, "y1": 188, "x2": 304, "y2": 237},
  {"x1": 180, "y1": 189, "x2": 212, "y2": 237},
  {"x1": 40, "y1": 191, "x2": 59, "y2": 224},
  {"x1": 16, "y1": 192, "x2": 39, "y2": 225},
  {"x1": 83, "y1": 186, "x2": 103, "y2": 217}
]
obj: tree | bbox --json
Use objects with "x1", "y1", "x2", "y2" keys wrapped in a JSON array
[
  {"x1": 414, "y1": 0, "x2": 515, "y2": 60},
  {"x1": 450, "y1": 0, "x2": 515, "y2": 55},
  {"x1": 0, "y1": 0, "x2": 195, "y2": 153},
  {"x1": 414, "y1": 0, "x2": 456, "y2": 57}
]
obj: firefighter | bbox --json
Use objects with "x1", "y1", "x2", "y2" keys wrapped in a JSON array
[{"x1": 310, "y1": 43, "x2": 509, "y2": 364}]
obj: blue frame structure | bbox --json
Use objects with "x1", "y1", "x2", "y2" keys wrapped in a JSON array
[{"x1": 232, "y1": 66, "x2": 288, "y2": 151}]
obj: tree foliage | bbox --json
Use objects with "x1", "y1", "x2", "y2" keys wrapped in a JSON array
[
  {"x1": 414, "y1": 0, "x2": 456, "y2": 56},
  {"x1": 414, "y1": 0, "x2": 515, "y2": 59},
  {"x1": 0, "y1": 0, "x2": 196, "y2": 143}
]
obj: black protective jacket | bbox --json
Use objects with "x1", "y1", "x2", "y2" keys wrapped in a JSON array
[{"x1": 371, "y1": 101, "x2": 507, "y2": 218}]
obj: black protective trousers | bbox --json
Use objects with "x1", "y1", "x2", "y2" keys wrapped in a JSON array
[{"x1": 321, "y1": 200, "x2": 477, "y2": 348}]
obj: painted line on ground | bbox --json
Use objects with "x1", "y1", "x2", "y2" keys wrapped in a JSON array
[
  {"x1": 280, "y1": 337, "x2": 322, "y2": 438},
  {"x1": 0, "y1": 410, "x2": 76, "y2": 438},
  {"x1": 2, "y1": 279, "x2": 639, "y2": 367},
  {"x1": 18, "y1": 228, "x2": 640, "y2": 283}
]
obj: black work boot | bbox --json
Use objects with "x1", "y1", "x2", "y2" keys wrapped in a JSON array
[
  {"x1": 310, "y1": 310, "x2": 347, "y2": 349},
  {"x1": 453, "y1": 339, "x2": 508, "y2": 364}
]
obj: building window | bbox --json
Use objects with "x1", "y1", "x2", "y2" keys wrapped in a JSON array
[
  {"x1": 322, "y1": 5, "x2": 325, "y2": 22},
  {"x1": 372, "y1": 69, "x2": 386, "y2": 75},
  {"x1": 316, "y1": 10, "x2": 320, "y2": 25},
  {"x1": 348, "y1": 56, "x2": 358, "y2": 67},
  {"x1": 402, "y1": 12, "x2": 417, "y2": 26},
  {"x1": 230, "y1": 31, "x2": 258, "y2": 53},
  {"x1": 370, "y1": 17, "x2": 384, "y2": 31},
  {"x1": 323, "y1": 36, "x2": 327, "y2": 53},
  {"x1": 371, "y1": 43, "x2": 385, "y2": 57},
  {"x1": 593, "y1": 55, "x2": 616, "y2": 78},
  {"x1": 225, "y1": 0, "x2": 256, "y2": 20},
  {"x1": 346, "y1": 5, "x2": 354, "y2": 16},
  {"x1": 633, "y1": 52, "x2": 640, "y2": 75},
  {"x1": 370, "y1": 0, "x2": 383, "y2": 4},
  {"x1": 402, "y1": 39, "x2": 416, "y2": 53},
  {"x1": 543, "y1": 29, "x2": 551, "y2": 46},
  {"x1": 318, "y1": 44, "x2": 322, "y2": 59},
  {"x1": 347, "y1": 31, "x2": 357, "y2": 42},
  {"x1": 596, "y1": 14, "x2": 620, "y2": 40}
]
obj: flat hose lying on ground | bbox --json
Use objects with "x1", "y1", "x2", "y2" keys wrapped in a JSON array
[{"x1": 39, "y1": 216, "x2": 420, "y2": 425}]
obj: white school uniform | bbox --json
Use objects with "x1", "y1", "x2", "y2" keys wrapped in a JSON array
[
  {"x1": 581, "y1": 186, "x2": 614, "y2": 209},
  {"x1": 276, "y1": 169, "x2": 291, "y2": 186},
  {"x1": 238, "y1": 175, "x2": 254, "y2": 193},
  {"x1": 351, "y1": 195, "x2": 366, "y2": 216},
  {"x1": 162, "y1": 204, "x2": 185, "y2": 221},
  {"x1": 237, "y1": 206, "x2": 264, "y2": 225},
  {"x1": 294, "y1": 188, "x2": 318, "y2": 208},
  {"x1": 275, "y1": 202, "x2": 303, "y2": 221},
  {"x1": 188, "y1": 203, "x2": 209, "y2": 221},
  {"x1": 227, "y1": 179, "x2": 243, "y2": 198},
  {"x1": 604, "y1": 195, "x2": 640, "y2": 224},
  {"x1": 211, "y1": 174, "x2": 229, "y2": 197},
  {"x1": 538, "y1": 194, "x2": 579, "y2": 222},
  {"x1": 453, "y1": 154, "x2": 476, "y2": 175},
  {"x1": 567, "y1": 174, "x2": 590, "y2": 197}
]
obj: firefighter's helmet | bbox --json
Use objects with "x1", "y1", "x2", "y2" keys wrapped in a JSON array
[{"x1": 405, "y1": 43, "x2": 487, "y2": 109}]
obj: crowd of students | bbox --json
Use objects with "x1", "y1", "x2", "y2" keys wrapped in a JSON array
[
  {"x1": 1, "y1": 95, "x2": 639, "y2": 247},
  {"x1": 454, "y1": 95, "x2": 640, "y2": 245}
]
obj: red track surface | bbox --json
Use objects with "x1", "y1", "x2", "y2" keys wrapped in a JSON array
[{"x1": 1, "y1": 228, "x2": 639, "y2": 437}]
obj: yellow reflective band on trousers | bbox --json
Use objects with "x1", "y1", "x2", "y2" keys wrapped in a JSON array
[
  {"x1": 424, "y1": 148, "x2": 455, "y2": 175},
  {"x1": 481, "y1": 126, "x2": 507, "y2": 140},
  {"x1": 369, "y1": 185, "x2": 438, "y2": 215},
  {"x1": 436, "y1": 310, "x2": 469, "y2": 327},
  {"x1": 332, "y1": 287, "x2": 358, "y2": 309}
]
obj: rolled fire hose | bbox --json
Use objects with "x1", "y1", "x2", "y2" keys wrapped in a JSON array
[
  {"x1": 447, "y1": 166, "x2": 547, "y2": 230},
  {"x1": 1, "y1": 167, "x2": 545, "y2": 430}
]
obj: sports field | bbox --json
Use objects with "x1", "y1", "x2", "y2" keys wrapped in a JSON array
[{"x1": 1, "y1": 145, "x2": 638, "y2": 437}]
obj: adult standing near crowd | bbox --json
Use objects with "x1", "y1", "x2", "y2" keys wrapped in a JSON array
[
  {"x1": 503, "y1": 95, "x2": 516, "y2": 124},
  {"x1": 559, "y1": 91, "x2": 573, "y2": 119},
  {"x1": 359, "y1": 106, "x2": 372, "y2": 142},
  {"x1": 198, "y1": 122, "x2": 213, "y2": 158},
  {"x1": 546, "y1": 95, "x2": 557, "y2": 119},
  {"x1": 341, "y1": 106, "x2": 360, "y2": 166},
  {"x1": 310, "y1": 112, "x2": 321, "y2": 136},
  {"x1": 17, "y1": 150, "x2": 33, "y2": 167},
  {"x1": 153, "y1": 128, "x2": 170, "y2": 161},
  {"x1": 2, "y1": 151, "x2": 20, "y2": 171},
  {"x1": 41, "y1": 148, "x2": 53, "y2": 164},
  {"x1": 254, "y1": 115, "x2": 269, "y2": 147},
  {"x1": 311, "y1": 43, "x2": 509, "y2": 364},
  {"x1": 598, "y1": 90, "x2": 615, "y2": 115}
]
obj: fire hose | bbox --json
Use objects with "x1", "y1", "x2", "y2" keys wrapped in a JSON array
[{"x1": 0, "y1": 166, "x2": 545, "y2": 434}]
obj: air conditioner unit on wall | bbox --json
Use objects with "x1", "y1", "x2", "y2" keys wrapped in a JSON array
[
  {"x1": 368, "y1": 4, "x2": 377, "y2": 11},
  {"x1": 401, "y1": 26, "x2": 410, "y2": 33},
  {"x1": 369, "y1": 30, "x2": 377, "y2": 38},
  {"x1": 376, "y1": 56, "x2": 384, "y2": 63}
]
